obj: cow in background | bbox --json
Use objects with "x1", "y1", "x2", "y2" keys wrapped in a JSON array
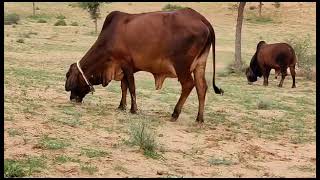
[{"x1": 245, "y1": 41, "x2": 297, "y2": 88}]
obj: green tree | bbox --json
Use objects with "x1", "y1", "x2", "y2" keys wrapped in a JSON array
[{"x1": 80, "y1": 2, "x2": 102, "y2": 34}]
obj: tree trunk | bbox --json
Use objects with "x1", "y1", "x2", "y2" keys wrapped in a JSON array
[
  {"x1": 259, "y1": 2, "x2": 262, "y2": 17},
  {"x1": 94, "y1": 19, "x2": 97, "y2": 34},
  {"x1": 33, "y1": 2, "x2": 35, "y2": 16},
  {"x1": 235, "y1": 2, "x2": 246, "y2": 71}
]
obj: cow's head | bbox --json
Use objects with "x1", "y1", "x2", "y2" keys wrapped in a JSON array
[
  {"x1": 65, "y1": 60, "x2": 124, "y2": 103},
  {"x1": 65, "y1": 63, "x2": 91, "y2": 103},
  {"x1": 245, "y1": 41, "x2": 265, "y2": 84},
  {"x1": 245, "y1": 67, "x2": 257, "y2": 84}
]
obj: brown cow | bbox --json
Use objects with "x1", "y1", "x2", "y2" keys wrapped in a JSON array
[
  {"x1": 245, "y1": 41, "x2": 297, "y2": 88},
  {"x1": 65, "y1": 8, "x2": 223, "y2": 123}
]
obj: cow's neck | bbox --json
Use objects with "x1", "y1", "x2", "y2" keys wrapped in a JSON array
[{"x1": 78, "y1": 45, "x2": 108, "y2": 85}]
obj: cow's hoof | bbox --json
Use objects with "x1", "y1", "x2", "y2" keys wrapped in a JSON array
[
  {"x1": 278, "y1": 84, "x2": 283, "y2": 87},
  {"x1": 118, "y1": 105, "x2": 126, "y2": 111},
  {"x1": 292, "y1": 85, "x2": 296, "y2": 88},
  {"x1": 170, "y1": 117, "x2": 178, "y2": 122},
  {"x1": 196, "y1": 117, "x2": 204, "y2": 124},
  {"x1": 130, "y1": 108, "x2": 137, "y2": 114}
]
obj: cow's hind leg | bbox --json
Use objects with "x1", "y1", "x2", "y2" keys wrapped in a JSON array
[
  {"x1": 289, "y1": 65, "x2": 296, "y2": 88},
  {"x1": 118, "y1": 78, "x2": 128, "y2": 110},
  {"x1": 171, "y1": 74, "x2": 194, "y2": 122},
  {"x1": 278, "y1": 67, "x2": 288, "y2": 87},
  {"x1": 193, "y1": 64, "x2": 208, "y2": 123}
]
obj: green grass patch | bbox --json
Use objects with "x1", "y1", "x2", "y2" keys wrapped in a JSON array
[
  {"x1": 54, "y1": 155, "x2": 80, "y2": 164},
  {"x1": 37, "y1": 135, "x2": 70, "y2": 150},
  {"x1": 4, "y1": 156, "x2": 46, "y2": 177},
  {"x1": 126, "y1": 120, "x2": 163, "y2": 159},
  {"x1": 56, "y1": 14, "x2": 66, "y2": 20},
  {"x1": 37, "y1": 19, "x2": 47, "y2": 23},
  {"x1": 70, "y1": 21, "x2": 79, "y2": 26},
  {"x1": 54, "y1": 19, "x2": 67, "y2": 26},
  {"x1": 256, "y1": 98, "x2": 272, "y2": 110},
  {"x1": 80, "y1": 147, "x2": 110, "y2": 158},
  {"x1": 27, "y1": 14, "x2": 51, "y2": 21},
  {"x1": 114, "y1": 164, "x2": 129, "y2": 174},
  {"x1": 80, "y1": 163, "x2": 98, "y2": 175},
  {"x1": 7, "y1": 129, "x2": 23, "y2": 137},
  {"x1": 4, "y1": 13, "x2": 20, "y2": 25},
  {"x1": 162, "y1": 3, "x2": 187, "y2": 11},
  {"x1": 50, "y1": 115, "x2": 82, "y2": 127},
  {"x1": 208, "y1": 156, "x2": 233, "y2": 166}
]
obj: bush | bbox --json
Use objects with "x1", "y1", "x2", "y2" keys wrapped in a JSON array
[
  {"x1": 126, "y1": 120, "x2": 162, "y2": 159},
  {"x1": 226, "y1": 62, "x2": 248, "y2": 75},
  {"x1": 36, "y1": 7, "x2": 40, "y2": 10},
  {"x1": 16, "y1": 39, "x2": 24, "y2": 43},
  {"x1": 37, "y1": 19, "x2": 47, "y2": 23},
  {"x1": 70, "y1": 22, "x2": 79, "y2": 26},
  {"x1": 246, "y1": 15, "x2": 274, "y2": 24},
  {"x1": 28, "y1": 14, "x2": 50, "y2": 20},
  {"x1": 128, "y1": 121, "x2": 157, "y2": 152},
  {"x1": 257, "y1": 99, "x2": 272, "y2": 110},
  {"x1": 249, "y1": 5, "x2": 256, "y2": 10},
  {"x1": 162, "y1": 4, "x2": 186, "y2": 11},
  {"x1": 228, "y1": 3, "x2": 239, "y2": 11},
  {"x1": 4, "y1": 13, "x2": 20, "y2": 25},
  {"x1": 285, "y1": 34, "x2": 315, "y2": 80},
  {"x1": 56, "y1": 14, "x2": 66, "y2": 20},
  {"x1": 4, "y1": 160, "x2": 26, "y2": 177},
  {"x1": 273, "y1": 2, "x2": 281, "y2": 8},
  {"x1": 54, "y1": 19, "x2": 67, "y2": 26}
]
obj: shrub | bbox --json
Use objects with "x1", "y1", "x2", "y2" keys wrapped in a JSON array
[
  {"x1": 16, "y1": 39, "x2": 24, "y2": 43},
  {"x1": 37, "y1": 19, "x2": 47, "y2": 23},
  {"x1": 128, "y1": 121, "x2": 157, "y2": 152},
  {"x1": 285, "y1": 34, "x2": 315, "y2": 80},
  {"x1": 228, "y1": 3, "x2": 239, "y2": 11},
  {"x1": 162, "y1": 4, "x2": 186, "y2": 11},
  {"x1": 226, "y1": 62, "x2": 248, "y2": 75},
  {"x1": 70, "y1": 22, "x2": 79, "y2": 26},
  {"x1": 28, "y1": 14, "x2": 50, "y2": 21},
  {"x1": 54, "y1": 19, "x2": 67, "y2": 26},
  {"x1": 257, "y1": 99, "x2": 272, "y2": 110},
  {"x1": 56, "y1": 14, "x2": 66, "y2": 20},
  {"x1": 246, "y1": 14, "x2": 274, "y2": 24},
  {"x1": 249, "y1": 5, "x2": 256, "y2": 10},
  {"x1": 36, "y1": 7, "x2": 40, "y2": 10},
  {"x1": 4, "y1": 160, "x2": 26, "y2": 177},
  {"x1": 273, "y1": 2, "x2": 281, "y2": 8},
  {"x1": 4, "y1": 13, "x2": 20, "y2": 25},
  {"x1": 127, "y1": 120, "x2": 162, "y2": 159}
]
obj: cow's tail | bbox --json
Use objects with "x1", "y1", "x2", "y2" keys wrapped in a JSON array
[{"x1": 201, "y1": 17, "x2": 224, "y2": 95}]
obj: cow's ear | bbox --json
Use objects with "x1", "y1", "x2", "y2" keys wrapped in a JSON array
[{"x1": 102, "y1": 61, "x2": 123, "y2": 87}]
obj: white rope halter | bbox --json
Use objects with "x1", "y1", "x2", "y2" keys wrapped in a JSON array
[{"x1": 76, "y1": 60, "x2": 95, "y2": 94}]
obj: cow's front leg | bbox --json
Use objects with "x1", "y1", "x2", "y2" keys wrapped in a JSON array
[
  {"x1": 118, "y1": 78, "x2": 128, "y2": 110},
  {"x1": 263, "y1": 68, "x2": 271, "y2": 86},
  {"x1": 124, "y1": 69, "x2": 137, "y2": 114}
]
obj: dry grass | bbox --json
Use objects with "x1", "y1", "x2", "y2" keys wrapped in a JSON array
[{"x1": 4, "y1": 2, "x2": 316, "y2": 178}]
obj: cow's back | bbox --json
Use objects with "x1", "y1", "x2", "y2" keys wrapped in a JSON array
[
  {"x1": 106, "y1": 9, "x2": 210, "y2": 76},
  {"x1": 257, "y1": 43, "x2": 296, "y2": 68}
]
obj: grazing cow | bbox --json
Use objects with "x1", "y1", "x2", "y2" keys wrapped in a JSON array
[
  {"x1": 245, "y1": 41, "x2": 297, "y2": 88},
  {"x1": 65, "y1": 8, "x2": 223, "y2": 123}
]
